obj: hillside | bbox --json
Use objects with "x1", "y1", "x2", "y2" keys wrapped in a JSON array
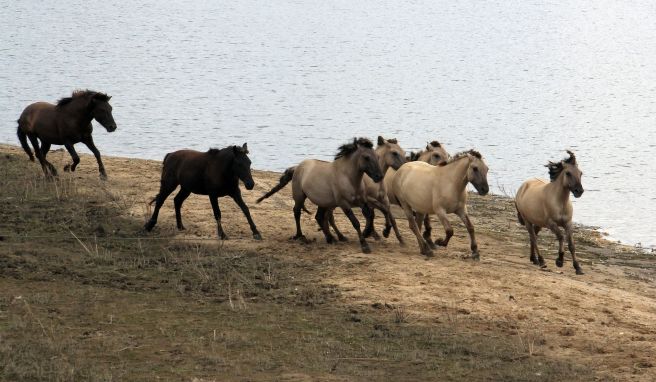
[{"x1": 0, "y1": 144, "x2": 654, "y2": 381}]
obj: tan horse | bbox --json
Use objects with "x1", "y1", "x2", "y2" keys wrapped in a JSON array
[
  {"x1": 515, "y1": 151, "x2": 585, "y2": 274},
  {"x1": 257, "y1": 138, "x2": 383, "y2": 253},
  {"x1": 382, "y1": 141, "x2": 450, "y2": 240},
  {"x1": 392, "y1": 150, "x2": 489, "y2": 258},
  {"x1": 327, "y1": 136, "x2": 406, "y2": 244}
]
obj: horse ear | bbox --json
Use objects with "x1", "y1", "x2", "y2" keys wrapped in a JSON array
[
  {"x1": 242, "y1": 143, "x2": 249, "y2": 154},
  {"x1": 377, "y1": 136, "x2": 385, "y2": 146}
]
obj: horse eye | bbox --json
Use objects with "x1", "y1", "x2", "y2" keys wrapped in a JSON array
[
  {"x1": 565, "y1": 171, "x2": 571, "y2": 176},
  {"x1": 473, "y1": 166, "x2": 479, "y2": 172}
]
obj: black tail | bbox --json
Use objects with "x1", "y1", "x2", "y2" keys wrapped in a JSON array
[
  {"x1": 515, "y1": 202, "x2": 525, "y2": 225},
  {"x1": 257, "y1": 167, "x2": 295, "y2": 203},
  {"x1": 17, "y1": 122, "x2": 34, "y2": 161}
]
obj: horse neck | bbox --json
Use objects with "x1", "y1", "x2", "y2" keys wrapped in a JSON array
[
  {"x1": 441, "y1": 157, "x2": 471, "y2": 192},
  {"x1": 335, "y1": 153, "x2": 365, "y2": 187},
  {"x1": 375, "y1": 147, "x2": 390, "y2": 174},
  {"x1": 545, "y1": 173, "x2": 571, "y2": 205},
  {"x1": 209, "y1": 149, "x2": 234, "y2": 180},
  {"x1": 61, "y1": 97, "x2": 93, "y2": 126}
]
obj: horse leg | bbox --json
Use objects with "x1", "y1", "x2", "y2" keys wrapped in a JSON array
[
  {"x1": 209, "y1": 194, "x2": 228, "y2": 240},
  {"x1": 173, "y1": 188, "x2": 191, "y2": 231},
  {"x1": 63, "y1": 143, "x2": 80, "y2": 172},
  {"x1": 526, "y1": 222, "x2": 543, "y2": 267},
  {"x1": 381, "y1": 201, "x2": 405, "y2": 246},
  {"x1": 144, "y1": 182, "x2": 177, "y2": 231},
  {"x1": 362, "y1": 205, "x2": 381, "y2": 241},
  {"x1": 400, "y1": 203, "x2": 433, "y2": 257},
  {"x1": 434, "y1": 210, "x2": 454, "y2": 247},
  {"x1": 39, "y1": 142, "x2": 57, "y2": 176},
  {"x1": 423, "y1": 215, "x2": 432, "y2": 243},
  {"x1": 82, "y1": 136, "x2": 107, "y2": 180},
  {"x1": 292, "y1": 197, "x2": 309, "y2": 243},
  {"x1": 27, "y1": 135, "x2": 54, "y2": 177},
  {"x1": 456, "y1": 209, "x2": 480, "y2": 261},
  {"x1": 548, "y1": 223, "x2": 566, "y2": 268},
  {"x1": 230, "y1": 189, "x2": 262, "y2": 240},
  {"x1": 342, "y1": 206, "x2": 371, "y2": 254},
  {"x1": 315, "y1": 207, "x2": 336, "y2": 243},
  {"x1": 416, "y1": 212, "x2": 436, "y2": 249},
  {"x1": 327, "y1": 210, "x2": 348, "y2": 241},
  {"x1": 565, "y1": 223, "x2": 583, "y2": 275}
]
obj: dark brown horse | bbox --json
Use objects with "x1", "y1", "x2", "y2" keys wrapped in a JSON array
[
  {"x1": 144, "y1": 144, "x2": 262, "y2": 240},
  {"x1": 17, "y1": 90, "x2": 117, "y2": 179}
]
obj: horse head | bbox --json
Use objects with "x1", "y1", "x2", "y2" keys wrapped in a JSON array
[
  {"x1": 87, "y1": 92, "x2": 117, "y2": 132},
  {"x1": 547, "y1": 150, "x2": 583, "y2": 198},
  {"x1": 376, "y1": 136, "x2": 406, "y2": 171},
  {"x1": 232, "y1": 143, "x2": 255, "y2": 190},
  {"x1": 466, "y1": 150, "x2": 489, "y2": 195}
]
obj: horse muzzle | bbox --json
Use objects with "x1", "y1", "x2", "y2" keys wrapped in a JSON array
[
  {"x1": 244, "y1": 180, "x2": 255, "y2": 190},
  {"x1": 106, "y1": 124, "x2": 117, "y2": 132},
  {"x1": 572, "y1": 188, "x2": 584, "y2": 198},
  {"x1": 476, "y1": 184, "x2": 489, "y2": 196}
]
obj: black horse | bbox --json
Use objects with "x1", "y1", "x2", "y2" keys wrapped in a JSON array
[
  {"x1": 144, "y1": 143, "x2": 262, "y2": 240},
  {"x1": 17, "y1": 89, "x2": 117, "y2": 179}
]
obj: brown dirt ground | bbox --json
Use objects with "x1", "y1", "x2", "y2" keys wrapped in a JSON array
[{"x1": 0, "y1": 144, "x2": 654, "y2": 381}]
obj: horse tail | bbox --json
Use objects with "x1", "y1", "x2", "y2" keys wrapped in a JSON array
[
  {"x1": 515, "y1": 202, "x2": 525, "y2": 225},
  {"x1": 257, "y1": 166, "x2": 295, "y2": 203},
  {"x1": 16, "y1": 121, "x2": 34, "y2": 161}
]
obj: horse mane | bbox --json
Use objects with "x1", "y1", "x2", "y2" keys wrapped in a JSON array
[
  {"x1": 447, "y1": 149, "x2": 482, "y2": 164},
  {"x1": 56, "y1": 89, "x2": 110, "y2": 108},
  {"x1": 428, "y1": 140, "x2": 441, "y2": 148},
  {"x1": 335, "y1": 137, "x2": 373, "y2": 159},
  {"x1": 546, "y1": 150, "x2": 577, "y2": 182}
]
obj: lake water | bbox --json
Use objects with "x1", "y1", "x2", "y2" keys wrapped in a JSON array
[{"x1": 1, "y1": 0, "x2": 655, "y2": 248}]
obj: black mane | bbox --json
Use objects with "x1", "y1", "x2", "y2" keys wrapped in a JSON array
[
  {"x1": 56, "y1": 89, "x2": 110, "y2": 108},
  {"x1": 546, "y1": 150, "x2": 577, "y2": 182},
  {"x1": 335, "y1": 137, "x2": 373, "y2": 159}
]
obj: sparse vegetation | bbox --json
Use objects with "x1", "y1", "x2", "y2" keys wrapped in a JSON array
[{"x1": 1, "y1": 146, "x2": 653, "y2": 381}]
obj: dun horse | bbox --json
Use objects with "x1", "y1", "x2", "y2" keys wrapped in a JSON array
[
  {"x1": 17, "y1": 90, "x2": 117, "y2": 179},
  {"x1": 325, "y1": 136, "x2": 406, "y2": 244},
  {"x1": 392, "y1": 150, "x2": 489, "y2": 258},
  {"x1": 382, "y1": 141, "x2": 450, "y2": 239},
  {"x1": 515, "y1": 150, "x2": 585, "y2": 274},
  {"x1": 256, "y1": 138, "x2": 383, "y2": 253},
  {"x1": 144, "y1": 144, "x2": 262, "y2": 240}
]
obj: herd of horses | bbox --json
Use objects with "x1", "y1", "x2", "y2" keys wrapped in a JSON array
[{"x1": 15, "y1": 90, "x2": 586, "y2": 275}]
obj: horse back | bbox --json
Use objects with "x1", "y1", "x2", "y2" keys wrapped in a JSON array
[
  {"x1": 18, "y1": 102, "x2": 57, "y2": 133},
  {"x1": 163, "y1": 149, "x2": 235, "y2": 196},
  {"x1": 515, "y1": 178, "x2": 566, "y2": 227},
  {"x1": 294, "y1": 159, "x2": 336, "y2": 207}
]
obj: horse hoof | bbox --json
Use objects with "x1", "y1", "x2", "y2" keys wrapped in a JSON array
[
  {"x1": 64, "y1": 164, "x2": 71, "y2": 172},
  {"x1": 293, "y1": 235, "x2": 309, "y2": 244},
  {"x1": 99, "y1": 173, "x2": 108, "y2": 181},
  {"x1": 253, "y1": 233, "x2": 262, "y2": 240},
  {"x1": 144, "y1": 221, "x2": 155, "y2": 232},
  {"x1": 435, "y1": 239, "x2": 447, "y2": 247},
  {"x1": 472, "y1": 253, "x2": 481, "y2": 261},
  {"x1": 177, "y1": 226, "x2": 186, "y2": 231},
  {"x1": 427, "y1": 241, "x2": 437, "y2": 250},
  {"x1": 575, "y1": 268, "x2": 584, "y2": 275},
  {"x1": 338, "y1": 236, "x2": 348, "y2": 242},
  {"x1": 555, "y1": 258, "x2": 564, "y2": 268},
  {"x1": 326, "y1": 236, "x2": 336, "y2": 244},
  {"x1": 422, "y1": 250, "x2": 434, "y2": 258},
  {"x1": 382, "y1": 229, "x2": 390, "y2": 238},
  {"x1": 361, "y1": 246, "x2": 372, "y2": 254}
]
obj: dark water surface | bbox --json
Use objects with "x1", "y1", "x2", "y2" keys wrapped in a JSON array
[{"x1": 1, "y1": 1, "x2": 655, "y2": 248}]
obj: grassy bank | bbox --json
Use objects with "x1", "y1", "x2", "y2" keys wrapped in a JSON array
[{"x1": 0, "y1": 145, "x2": 654, "y2": 381}]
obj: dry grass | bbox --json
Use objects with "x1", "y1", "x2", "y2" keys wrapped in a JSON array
[{"x1": 1, "y1": 147, "x2": 652, "y2": 381}]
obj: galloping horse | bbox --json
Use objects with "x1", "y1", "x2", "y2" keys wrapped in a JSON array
[
  {"x1": 383, "y1": 141, "x2": 450, "y2": 239},
  {"x1": 257, "y1": 138, "x2": 383, "y2": 253},
  {"x1": 515, "y1": 150, "x2": 585, "y2": 274},
  {"x1": 17, "y1": 90, "x2": 117, "y2": 179},
  {"x1": 144, "y1": 144, "x2": 262, "y2": 240},
  {"x1": 392, "y1": 150, "x2": 489, "y2": 258}
]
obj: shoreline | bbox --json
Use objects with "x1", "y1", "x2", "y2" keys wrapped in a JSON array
[{"x1": 1, "y1": 142, "x2": 650, "y2": 251}]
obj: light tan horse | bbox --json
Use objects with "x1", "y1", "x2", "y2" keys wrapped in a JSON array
[
  {"x1": 515, "y1": 151, "x2": 585, "y2": 274},
  {"x1": 392, "y1": 150, "x2": 489, "y2": 258},
  {"x1": 382, "y1": 141, "x2": 450, "y2": 240},
  {"x1": 257, "y1": 138, "x2": 383, "y2": 253}
]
